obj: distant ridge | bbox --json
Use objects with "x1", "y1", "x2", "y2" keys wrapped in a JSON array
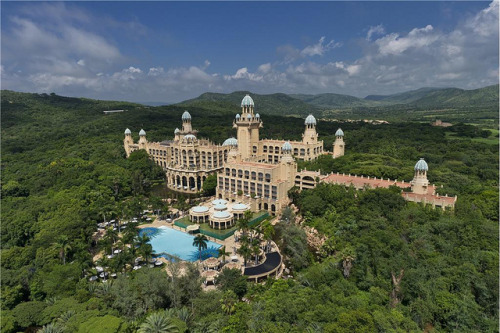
[
  {"x1": 179, "y1": 84, "x2": 498, "y2": 115},
  {"x1": 178, "y1": 91, "x2": 320, "y2": 116}
]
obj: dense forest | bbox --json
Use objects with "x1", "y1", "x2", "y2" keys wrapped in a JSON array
[{"x1": 1, "y1": 90, "x2": 498, "y2": 332}]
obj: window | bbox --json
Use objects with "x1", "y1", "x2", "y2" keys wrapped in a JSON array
[
  {"x1": 253, "y1": 146, "x2": 257, "y2": 153},
  {"x1": 263, "y1": 145, "x2": 268, "y2": 153},
  {"x1": 258, "y1": 173, "x2": 264, "y2": 181},
  {"x1": 238, "y1": 170, "x2": 243, "y2": 178},
  {"x1": 265, "y1": 173, "x2": 271, "y2": 182},
  {"x1": 244, "y1": 170, "x2": 250, "y2": 179},
  {"x1": 251, "y1": 172, "x2": 256, "y2": 180}
]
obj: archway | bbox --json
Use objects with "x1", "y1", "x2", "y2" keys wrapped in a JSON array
[
  {"x1": 189, "y1": 177, "x2": 195, "y2": 189},
  {"x1": 197, "y1": 176, "x2": 202, "y2": 190},
  {"x1": 182, "y1": 176, "x2": 187, "y2": 187},
  {"x1": 264, "y1": 203, "x2": 269, "y2": 210}
]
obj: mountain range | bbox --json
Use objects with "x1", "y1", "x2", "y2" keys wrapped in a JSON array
[{"x1": 178, "y1": 84, "x2": 498, "y2": 116}]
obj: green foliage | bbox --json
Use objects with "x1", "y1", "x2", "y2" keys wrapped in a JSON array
[
  {"x1": 217, "y1": 268, "x2": 248, "y2": 298},
  {"x1": 77, "y1": 315, "x2": 128, "y2": 333},
  {"x1": 202, "y1": 174, "x2": 217, "y2": 196},
  {"x1": 11, "y1": 300, "x2": 47, "y2": 329}
]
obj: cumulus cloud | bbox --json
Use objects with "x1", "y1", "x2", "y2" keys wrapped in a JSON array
[
  {"x1": 300, "y1": 36, "x2": 342, "y2": 57},
  {"x1": 1, "y1": 1, "x2": 498, "y2": 102},
  {"x1": 366, "y1": 24, "x2": 385, "y2": 41}
]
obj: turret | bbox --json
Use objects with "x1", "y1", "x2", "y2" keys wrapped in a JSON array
[
  {"x1": 138, "y1": 129, "x2": 147, "y2": 149},
  {"x1": 174, "y1": 128, "x2": 180, "y2": 141},
  {"x1": 411, "y1": 158, "x2": 429, "y2": 194},
  {"x1": 241, "y1": 94, "x2": 254, "y2": 115},
  {"x1": 124, "y1": 128, "x2": 133, "y2": 157},
  {"x1": 280, "y1": 141, "x2": 296, "y2": 184},
  {"x1": 235, "y1": 94, "x2": 261, "y2": 160},
  {"x1": 223, "y1": 137, "x2": 240, "y2": 162},
  {"x1": 303, "y1": 114, "x2": 318, "y2": 144},
  {"x1": 333, "y1": 128, "x2": 345, "y2": 158},
  {"x1": 182, "y1": 111, "x2": 193, "y2": 133}
]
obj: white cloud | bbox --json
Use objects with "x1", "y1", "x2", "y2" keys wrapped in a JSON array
[
  {"x1": 366, "y1": 24, "x2": 385, "y2": 41},
  {"x1": 375, "y1": 25, "x2": 438, "y2": 55},
  {"x1": 1, "y1": 2, "x2": 497, "y2": 102},
  {"x1": 300, "y1": 36, "x2": 341, "y2": 57}
]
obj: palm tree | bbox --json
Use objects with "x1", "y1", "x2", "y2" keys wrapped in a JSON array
[
  {"x1": 192, "y1": 234, "x2": 208, "y2": 261},
  {"x1": 37, "y1": 323, "x2": 64, "y2": 333},
  {"x1": 218, "y1": 246, "x2": 231, "y2": 264},
  {"x1": 237, "y1": 241, "x2": 252, "y2": 267},
  {"x1": 261, "y1": 220, "x2": 275, "y2": 253},
  {"x1": 220, "y1": 290, "x2": 238, "y2": 315},
  {"x1": 251, "y1": 238, "x2": 261, "y2": 266},
  {"x1": 237, "y1": 210, "x2": 252, "y2": 237},
  {"x1": 53, "y1": 235, "x2": 72, "y2": 264},
  {"x1": 138, "y1": 311, "x2": 179, "y2": 333}
]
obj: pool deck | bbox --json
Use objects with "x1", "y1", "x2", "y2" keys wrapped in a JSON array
[{"x1": 139, "y1": 215, "x2": 240, "y2": 264}]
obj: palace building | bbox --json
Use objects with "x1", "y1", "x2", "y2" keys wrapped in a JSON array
[
  {"x1": 124, "y1": 111, "x2": 231, "y2": 193},
  {"x1": 124, "y1": 93, "x2": 455, "y2": 226}
]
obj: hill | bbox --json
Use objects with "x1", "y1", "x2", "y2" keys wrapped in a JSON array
[
  {"x1": 364, "y1": 87, "x2": 443, "y2": 103},
  {"x1": 178, "y1": 91, "x2": 321, "y2": 116},
  {"x1": 410, "y1": 84, "x2": 499, "y2": 108},
  {"x1": 290, "y1": 92, "x2": 376, "y2": 108}
]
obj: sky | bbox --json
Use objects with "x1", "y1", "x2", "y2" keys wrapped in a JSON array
[{"x1": 1, "y1": 1, "x2": 498, "y2": 103}]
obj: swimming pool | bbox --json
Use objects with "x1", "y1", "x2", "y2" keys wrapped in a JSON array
[{"x1": 139, "y1": 226, "x2": 221, "y2": 262}]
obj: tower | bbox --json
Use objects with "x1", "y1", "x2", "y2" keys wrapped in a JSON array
[
  {"x1": 280, "y1": 141, "x2": 296, "y2": 184},
  {"x1": 124, "y1": 128, "x2": 133, "y2": 157},
  {"x1": 182, "y1": 111, "x2": 193, "y2": 133},
  {"x1": 411, "y1": 158, "x2": 429, "y2": 195},
  {"x1": 223, "y1": 137, "x2": 240, "y2": 162},
  {"x1": 138, "y1": 129, "x2": 147, "y2": 150},
  {"x1": 234, "y1": 94, "x2": 261, "y2": 159},
  {"x1": 333, "y1": 128, "x2": 345, "y2": 158},
  {"x1": 174, "y1": 128, "x2": 180, "y2": 141},
  {"x1": 303, "y1": 115, "x2": 318, "y2": 144}
]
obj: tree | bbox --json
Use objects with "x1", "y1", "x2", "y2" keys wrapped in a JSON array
[
  {"x1": 237, "y1": 211, "x2": 252, "y2": 237},
  {"x1": 202, "y1": 174, "x2": 217, "y2": 196},
  {"x1": 220, "y1": 290, "x2": 238, "y2": 315},
  {"x1": 53, "y1": 235, "x2": 72, "y2": 265},
  {"x1": 218, "y1": 246, "x2": 231, "y2": 264},
  {"x1": 217, "y1": 268, "x2": 247, "y2": 298},
  {"x1": 192, "y1": 234, "x2": 208, "y2": 261},
  {"x1": 261, "y1": 220, "x2": 275, "y2": 253},
  {"x1": 138, "y1": 311, "x2": 179, "y2": 333},
  {"x1": 38, "y1": 323, "x2": 64, "y2": 333},
  {"x1": 237, "y1": 239, "x2": 252, "y2": 268}
]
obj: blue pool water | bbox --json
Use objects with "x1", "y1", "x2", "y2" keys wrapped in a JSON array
[{"x1": 139, "y1": 227, "x2": 221, "y2": 262}]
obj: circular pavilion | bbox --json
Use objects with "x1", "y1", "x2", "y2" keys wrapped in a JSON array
[
  {"x1": 189, "y1": 206, "x2": 210, "y2": 223},
  {"x1": 210, "y1": 211, "x2": 233, "y2": 229}
]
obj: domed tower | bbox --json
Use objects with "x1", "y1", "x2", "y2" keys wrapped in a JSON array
[
  {"x1": 182, "y1": 111, "x2": 193, "y2": 133},
  {"x1": 174, "y1": 128, "x2": 180, "y2": 141},
  {"x1": 280, "y1": 141, "x2": 297, "y2": 185},
  {"x1": 411, "y1": 158, "x2": 429, "y2": 195},
  {"x1": 223, "y1": 137, "x2": 240, "y2": 162},
  {"x1": 234, "y1": 94, "x2": 262, "y2": 159},
  {"x1": 138, "y1": 129, "x2": 147, "y2": 150},
  {"x1": 333, "y1": 128, "x2": 345, "y2": 158},
  {"x1": 303, "y1": 114, "x2": 318, "y2": 144},
  {"x1": 124, "y1": 128, "x2": 133, "y2": 157}
]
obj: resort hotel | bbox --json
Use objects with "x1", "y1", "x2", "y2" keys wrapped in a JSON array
[{"x1": 124, "y1": 94, "x2": 456, "y2": 229}]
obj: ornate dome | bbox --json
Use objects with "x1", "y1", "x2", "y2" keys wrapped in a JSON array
[
  {"x1": 183, "y1": 134, "x2": 197, "y2": 141},
  {"x1": 241, "y1": 94, "x2": 254, "y2": 107},
  {"x1": 305, "y1": 114, "x2": 317, "y2": 125},
  {"x1": 282, "y1": 141, "x2": 292, "y2": 152},
  {"x1": 182, "y1": 110, "x2": 192, "y2": 121},
  {"x1": 191, "y1": 206, "x2": 209, "y2": 213},
  {"x1": 222, "y1": 137, "x2": 238, "y2": 147},
  {"x1": 246, "y1": 114, "x2": 252, "y2": 120},
  {"x1": 214, "y1": 204, "x2": 227, "y2": 211},
  {"x1": 212, "y1": 199, "x2": 228, "y2": 206},
  {"x1": 335, "y1": 128, "x2": 344, "y2": 137},
  {"x1": 213, "y1": 211, "x2": 231, "y2": 219},
  {"x1": 174, "y1": 128, "x2": 180, "y2": 134},
  {"x1": 139, "y1": 129, "x2": 146, "y2": 136},
  {"x1": 255, "y1": 113, "x2": 260, "y2": 119},
  {"x1": 414, "y1": 158, "x2": 429, "y2": 171},
  {"x1": 232, "y1": 203, "x2": 248, "y2": 211},
  {"x1": 235, "y1": 114, "x2": 240, "y2": 120},
  {"x1": 124, "y1": 128, "x2": 131, "y2": 135}
]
